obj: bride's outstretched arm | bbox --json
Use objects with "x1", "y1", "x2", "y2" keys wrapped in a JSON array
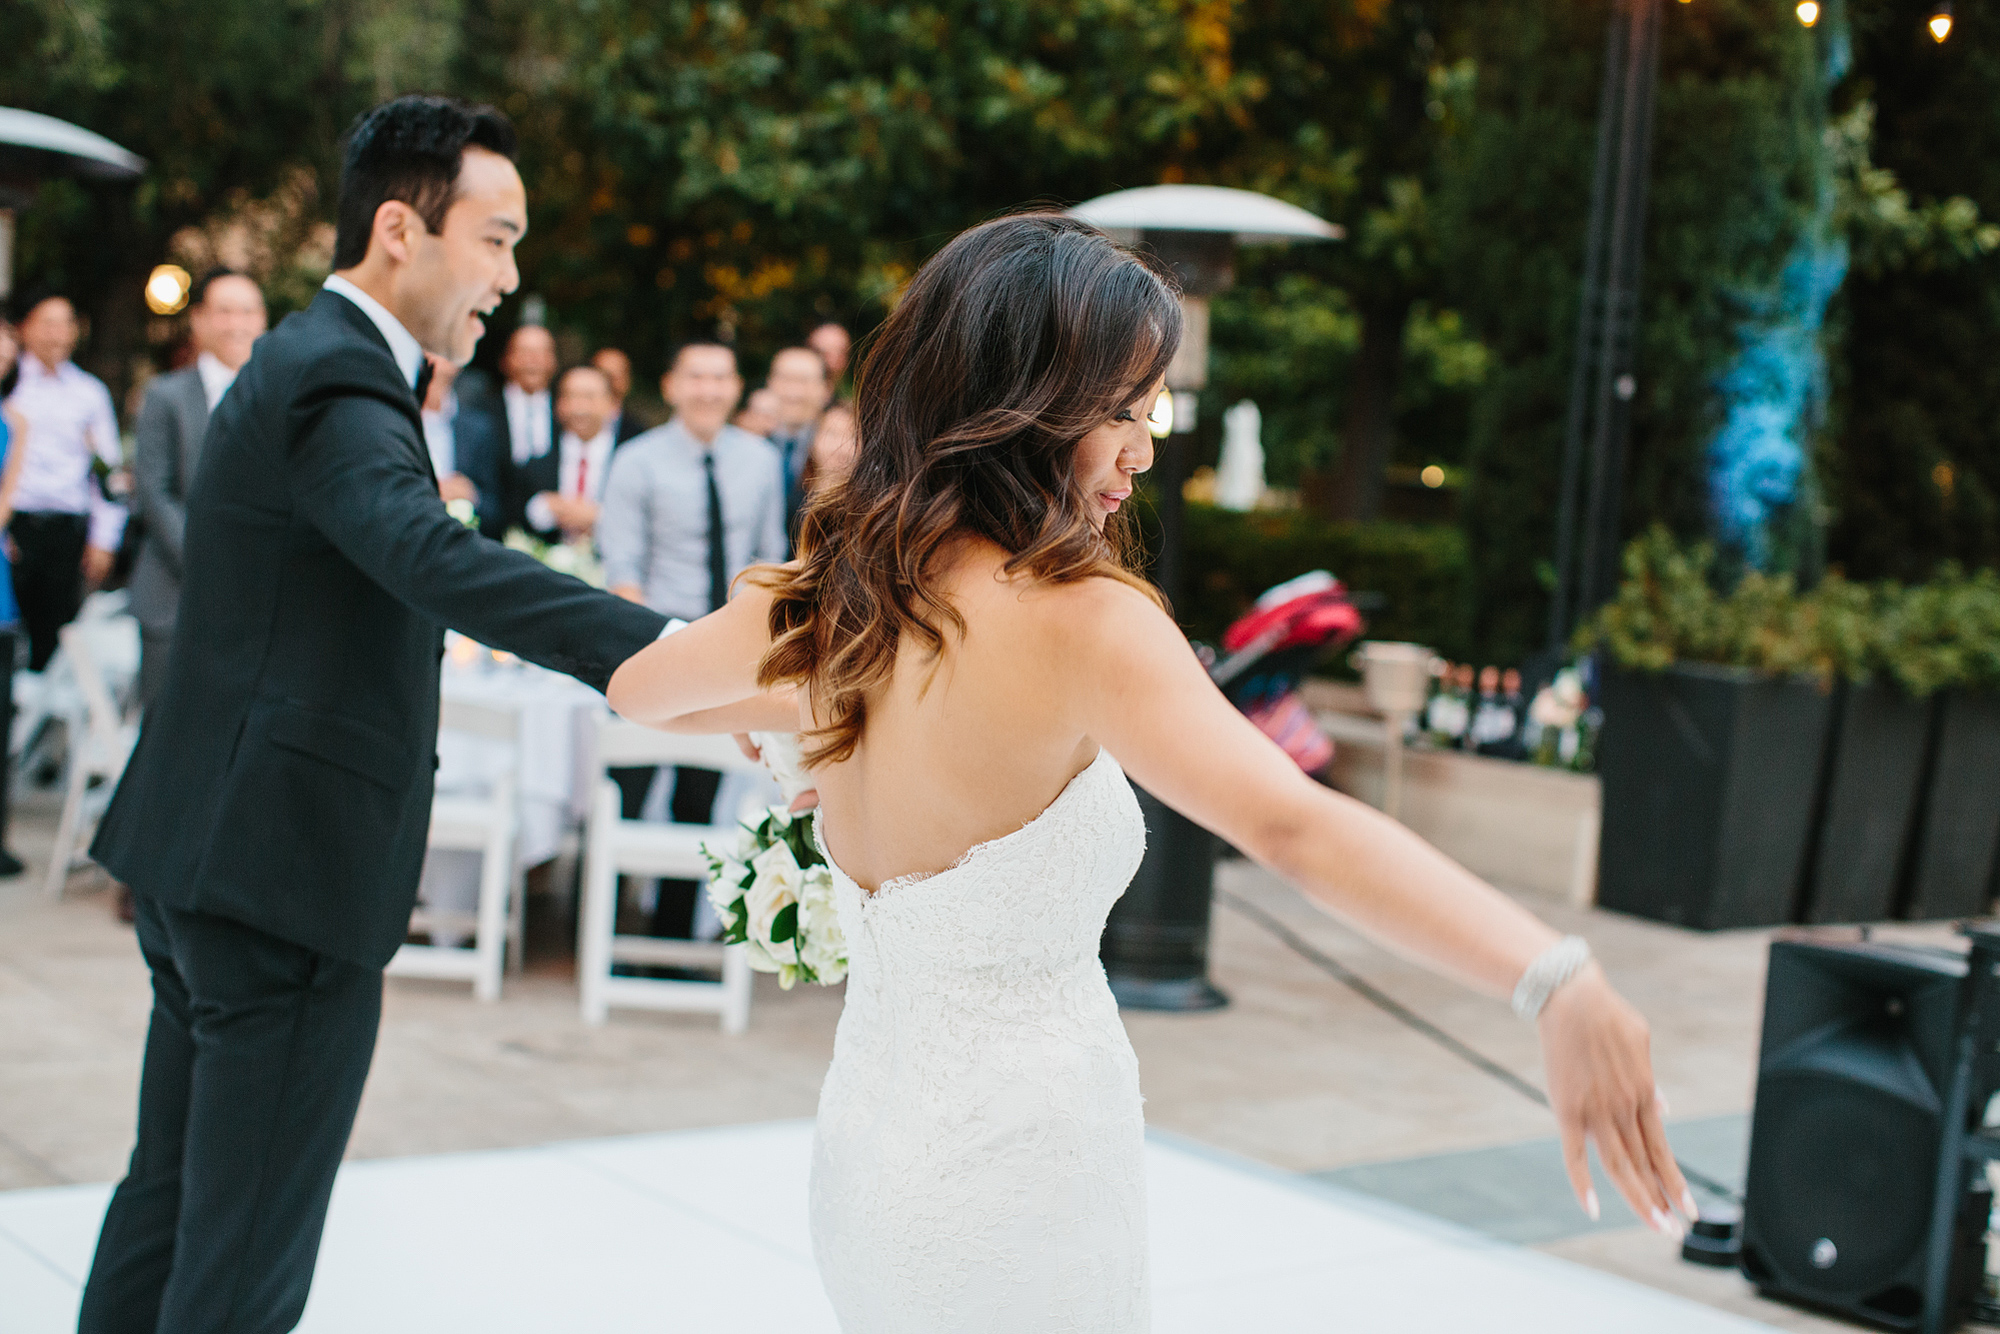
[
  {"x1": 1064, "y1": 579, "x2": 1693, "y2": 1235},
  {"x1": 606, "y1": 577, "x2": 799, "y2": 733}
]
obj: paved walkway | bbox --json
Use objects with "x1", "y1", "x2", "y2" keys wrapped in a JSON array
[
  {"x1": 0, "y1": 787, "x2": 1903, "y2": 1330},
  {"x1": 2, "y1": 1121, "x2": 1788, "y2": 1333}
]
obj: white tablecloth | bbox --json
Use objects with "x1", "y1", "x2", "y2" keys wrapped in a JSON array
[{"x1": 416, "y1": 657, "x2": 606, "y2": 938}]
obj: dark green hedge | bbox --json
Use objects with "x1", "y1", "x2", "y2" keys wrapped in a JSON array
[{"x1": 1144, "y1": 501, "x2": 1475, "y2": 660}]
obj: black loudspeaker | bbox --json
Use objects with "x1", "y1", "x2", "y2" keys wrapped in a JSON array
[{"x1": 1741, "y1": 938, "x2": 1991, "y2": 1329}]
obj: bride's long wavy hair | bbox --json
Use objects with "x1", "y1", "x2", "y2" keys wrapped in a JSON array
[{"x1": 753, "y1": 212, "x2": 1183, "y2": 765}]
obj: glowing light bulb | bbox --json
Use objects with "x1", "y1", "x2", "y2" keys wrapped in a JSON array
[
  {"x1": 1147, "y1": 388, "x2": 1175, "y2": 439},
  {"x1": 144, "y1": 264, "x2": 191, "y2": 316},
  {"x1": 1796, "y1": 1, "x2": 1820, "y2": 26},
  {"x1": 1420, "y1": 465, "x2": 1446, "y2": 489},
  {"x1": 1929, "y1": 4, "x2": 1953, "y2": 41}
]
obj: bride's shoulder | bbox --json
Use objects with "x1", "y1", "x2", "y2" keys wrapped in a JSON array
[{"x1": 1006, "y1": 573, "x2": 1178, "y2": 657}]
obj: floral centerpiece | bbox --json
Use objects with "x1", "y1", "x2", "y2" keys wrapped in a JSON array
[
  {"x1": 502, "y1": 527, "x2": 606, "y2": 588},
  {"x1": 701, "y1": 805, "x2": 847, "y2": 989}
]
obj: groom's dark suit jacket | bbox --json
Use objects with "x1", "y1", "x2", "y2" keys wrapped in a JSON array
[{"x1": 93, "y1": 291, "x2": 668, "y2": 969}]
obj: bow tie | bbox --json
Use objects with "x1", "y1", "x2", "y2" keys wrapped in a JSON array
[{"x1": 413, "y1": 359, "x2": 436, "y2": 405}]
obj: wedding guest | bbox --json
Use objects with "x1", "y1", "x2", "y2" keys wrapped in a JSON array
[
  {"x1": 419, "y1": 353, "x2": 503, "y2": 528},
  {"x1": 733, "y1": 385, "x2": 780, "y2": 438},
  {"x1": 0, "y1": 322, "x2": 32, "y2": 877},
  {"x1": 591, "y1": 345, "x2": 647, "y2": 443},
  {"x1": 765, "y1": 344, "x2": 830, "y2": 534},
  {"x1": 461, "y1": 322, "x2": 556, "y2": 535},
  {"x1": 131, "y1": 269, "x2": 267, "y2": 707},
  {"x1": 804, "y1": 400, "x2": 858, "y2": 493},
  {"x1": 4, "y1": 293, "x2": 126, "y2": 670},
  {"x1": 806, "y1": 319, "x2": 851, "y2": 384},
  {"x1": 516, "y1": 363, "x2": 623, "y2": 543},
  {"x1": 598, "y1": 340, "x2": 785, "y2": 935}
]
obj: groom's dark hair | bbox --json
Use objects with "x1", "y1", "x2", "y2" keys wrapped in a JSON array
[{"x1": 333, "y1": 95, "x2": 518, "y2": 270}]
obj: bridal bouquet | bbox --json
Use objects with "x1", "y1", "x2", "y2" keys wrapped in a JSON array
[{"x1": 701, "y1": 806, "x2": 847, "y2": 989}]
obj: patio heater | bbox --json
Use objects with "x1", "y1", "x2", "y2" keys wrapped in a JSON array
[
  {"x1": 1068, "y1": 185, "x2": 1339, "y2": 1011},
  {"x1": 0, "y1": 108, "x2": 146, "y2": 302}
]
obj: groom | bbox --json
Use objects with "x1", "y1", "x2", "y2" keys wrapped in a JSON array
[{"x1": 79, "y1": 96, "x2": 669, "y2": 1333}]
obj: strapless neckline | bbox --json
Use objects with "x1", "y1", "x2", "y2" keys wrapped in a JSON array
[{"x1": 814, "y1": 746, "x2": 1116, "y2": 902}]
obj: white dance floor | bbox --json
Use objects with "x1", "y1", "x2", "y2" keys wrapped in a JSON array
[{"x1": 0, "y1": 1121, "x2": 1777, "y2": 1332}]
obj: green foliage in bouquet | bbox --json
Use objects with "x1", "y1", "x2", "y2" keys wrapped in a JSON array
[{"x1": 1579, "y1": 528, "x2": 2000, "y2": 696}]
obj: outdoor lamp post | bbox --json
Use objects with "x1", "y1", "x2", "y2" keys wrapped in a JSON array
[
  {"x1": 1068, "y1": 185, "x2": 1338, "y2": 1011},
  {"x1": 0, "y1": 108, "x2": 145, "y2": 302}
]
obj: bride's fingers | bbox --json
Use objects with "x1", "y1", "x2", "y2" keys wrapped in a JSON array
[
  {"x1": 1638, "y1": 1091, "x2": 1698, "y2": 1221},
  {"x1": 1592, "y1": 1112, "x2": 1676, "y2": 1235},
  {"x1": 732, "y1": 732, "x2": 762, "y2": 762},
  {"x1": 1559, "y1": 1123, "x2": 1598, "y2": 1220}
]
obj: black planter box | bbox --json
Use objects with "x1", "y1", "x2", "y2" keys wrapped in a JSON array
[
  {"x1": 1803, "y1": 682, "x2": 1938, "y2": 925},
  {"x1": 1597, "y1": 664, "x2": 1835, "y2": 930},
  {"x1": 1905, "y1": 690, "x2": 2000, "y2": 921}
]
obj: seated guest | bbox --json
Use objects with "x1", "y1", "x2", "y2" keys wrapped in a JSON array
[
  {"x1": 516, "y1": 363, "x2": 623, "y2": 544},
  {"x1": 4, "y1": 292, "x2": 127, "y2": 671},
  {"x1": 764, "y1": 345, "x2": 830, "y2": 535},
  {"x1": 591, "y1": 346, "x2": 648, "y2": 444},
  {"x1": 132, "y1": 269, "x2": 266, "y2": 708},
  {"x1": 598, "y1": 340, "x2": 785, "y2": 937}
]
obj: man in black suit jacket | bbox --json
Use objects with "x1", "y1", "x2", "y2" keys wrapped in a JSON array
[{"x1": 79, "y1": 96, "x2": 669, "y2": 1334}]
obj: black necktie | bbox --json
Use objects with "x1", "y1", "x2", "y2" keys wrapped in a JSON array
[
  {"x1": 412, "y1": 359, "x2": 436, "y2": 405},
  {"x1": 705, "y1": 450, "x2": 729, "y2": 614}
]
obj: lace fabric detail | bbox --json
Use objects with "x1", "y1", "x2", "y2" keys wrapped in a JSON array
[{"x1": 808, "y1": 748, "x2": 1151, "y2": 1332}]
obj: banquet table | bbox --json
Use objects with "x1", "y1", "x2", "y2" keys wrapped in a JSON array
[
  {"x1": 415, "y1": 646, "x2": 607, "y2": 944},
  {"x1": 414, "y1": 640, "x2": 779, "y2": 952}
]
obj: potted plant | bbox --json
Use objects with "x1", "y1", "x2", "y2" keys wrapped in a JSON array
[
  {"x1": 1894, "y1": 568, "x2": 2000, "y2": 921},
  {"x1": 1580, "y1": 529, "x2": 1837, "y2": 930},
  {"x1": 1798, "y1": 576, "x2": 1938, "y2": 926}
]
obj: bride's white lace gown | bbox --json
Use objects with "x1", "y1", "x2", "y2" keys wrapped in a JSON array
[{"x1": 809, "y1": 747, "x2": 1150, "y2": 1332}]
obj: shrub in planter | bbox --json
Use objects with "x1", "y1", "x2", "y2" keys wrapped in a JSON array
[
  {"x1": 1887, "y1": 569, "x2": 2000, "y2": 921},
  {"x1": 1581, "y1": 531, "x2": 1837, "y2": 929}
]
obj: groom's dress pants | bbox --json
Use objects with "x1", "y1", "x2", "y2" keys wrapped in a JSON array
[{"x1": 79, "y1": 894, "x2": 382, "y2": 1334}]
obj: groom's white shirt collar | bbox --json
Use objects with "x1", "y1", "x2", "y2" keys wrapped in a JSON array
[{"x1": 322, "y1": 274, "x2": 425, "y2": 391}]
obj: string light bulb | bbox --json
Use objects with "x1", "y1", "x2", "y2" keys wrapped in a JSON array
[
  {"x1": 1796, "y1": 1, "x2": 1821, "y2": 26},
  {"x1": 1929, "y1": 2, "x2": 1953, "y2": 42}
]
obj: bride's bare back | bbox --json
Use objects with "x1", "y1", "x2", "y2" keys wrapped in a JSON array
[{"x1": 807, "y1": 537, "x2": 1104, "y2": 893}]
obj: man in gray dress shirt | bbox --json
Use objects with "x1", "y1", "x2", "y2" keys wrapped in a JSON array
[
  {"x1": 131, "y1": 270, "x2": 268, "y2": 705},
  {"x1": 599, "y1": 340, "x2": 785, "y2": 621},
  {"x1": 598, "y1": 339, "x2": 785, "y2": 936}
]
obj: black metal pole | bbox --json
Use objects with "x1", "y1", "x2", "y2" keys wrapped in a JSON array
[
  {"x1": 1577, "y1": 0, "x2": 1663, "y2": 618},
  {"x1": 1548, "y1": 6, "x2": 1631, "y2": 655}
]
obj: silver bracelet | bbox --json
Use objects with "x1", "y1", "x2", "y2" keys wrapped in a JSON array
[{"x1": 1512, "y1": 936, "x2": 1593, "y2": 1021}]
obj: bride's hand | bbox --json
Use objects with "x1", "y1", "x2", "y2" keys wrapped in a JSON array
[
  {"x1": 733, "y1": 733, "x2": 762, "y2": 762},
  {"x1": 1538, "y1": 964, "x2": 1696, "y2": 1236}
]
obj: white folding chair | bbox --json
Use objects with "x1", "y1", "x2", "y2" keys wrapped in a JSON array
[
  {"x1": 578, "y1": 721, "x2": 771, "y2": 1032},
  {"x1": 387, "y1": 699, "x2": 523, "y2": 1001},
  {"x1": 45, "y1": 615, "x2": 141, "y2": 898}
]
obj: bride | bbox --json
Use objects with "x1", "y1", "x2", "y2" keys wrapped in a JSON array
[{"x1": 606, "y1": 213, "x2": 1691, "y2": 1332}]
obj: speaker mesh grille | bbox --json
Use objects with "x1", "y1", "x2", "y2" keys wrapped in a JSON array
[{"x1": 1747, "y1": 1072, "x2": 1936, "y2": 1300}]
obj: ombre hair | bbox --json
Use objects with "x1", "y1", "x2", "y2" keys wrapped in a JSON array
[{"x1": 754, "y1": 212, "x2": 1182, "y2": 765}]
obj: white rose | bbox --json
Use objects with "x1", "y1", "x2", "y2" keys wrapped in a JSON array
[
  {"x1": 796, "y1": 868, "x2": 847, "y2": 983},
  {"x1": 741, "y1": 936, "x2": 784, "y2": 974},
  {"x1": 745, "y1": 844, "x2": 802, "y2": 966}
]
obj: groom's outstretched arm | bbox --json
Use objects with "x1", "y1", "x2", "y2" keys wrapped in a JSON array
[{"x1": 289, "y1": 381, "x2": 667, "y2": 691}]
